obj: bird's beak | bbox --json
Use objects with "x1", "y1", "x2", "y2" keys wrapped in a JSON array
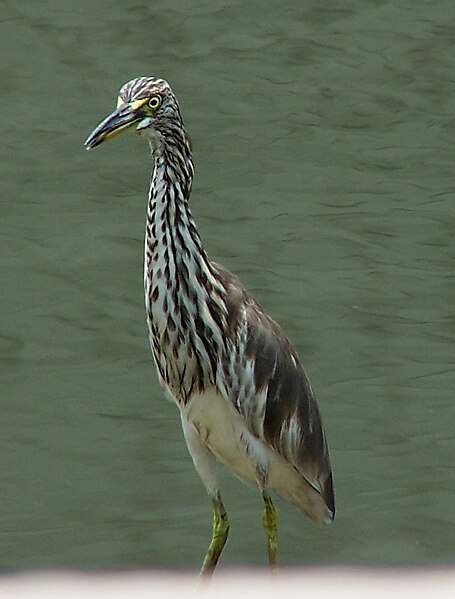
[{"x1": 84, "y1": 98, "x2": 147, "y2": 149}]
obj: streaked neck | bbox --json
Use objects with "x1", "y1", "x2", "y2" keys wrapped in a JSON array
[
  {"x1": 144, "y1": 136, "x2": 227, "y2": 400},
  {"x1": 144, "y1": 137, "x2": 209, "y2": 286}
]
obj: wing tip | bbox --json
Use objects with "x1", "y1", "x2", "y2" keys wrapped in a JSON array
[
  {"x1": 325, "y1": 506, "x2": 335, "y2": 523},
  {"x1": 323, "y1": 470, "x2": 336, "y2": 522}
]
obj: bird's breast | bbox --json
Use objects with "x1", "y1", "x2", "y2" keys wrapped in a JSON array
[{"x1": 144, "y1": 262, "x2": 213, "y2": 403}]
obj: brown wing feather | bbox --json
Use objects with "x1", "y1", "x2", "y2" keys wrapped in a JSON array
[
  {"x1": 246, "y1": 302, "x2": 334, "y2": 517},
  {"x1": 213, "y1": 262, "x2": 335, "y2": 518}
]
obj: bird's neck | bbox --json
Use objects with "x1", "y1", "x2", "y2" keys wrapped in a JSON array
[
  {"x1": 145, "y1": 138, "x2": 210, "y2": 290},
  {"x1": 144, "y1": 137, "x2": 227, "y2": 401}
]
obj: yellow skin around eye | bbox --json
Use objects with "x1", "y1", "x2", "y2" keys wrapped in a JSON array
[{"x1": 116, "y1": 96, "x2": 151, "y2": 111}]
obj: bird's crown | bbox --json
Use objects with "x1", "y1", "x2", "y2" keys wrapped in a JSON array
[{"x1": 117, "y1": 76, "x2": 172, "y2": 105}]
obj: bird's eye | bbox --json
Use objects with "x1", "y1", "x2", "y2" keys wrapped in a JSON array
[{"x1": 147, "y1": 95, "x2": 161, "y2": 110}]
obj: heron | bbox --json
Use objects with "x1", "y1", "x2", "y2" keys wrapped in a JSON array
[{"x1": 84, "y1": 76, "x2": 335, "y2": 576}]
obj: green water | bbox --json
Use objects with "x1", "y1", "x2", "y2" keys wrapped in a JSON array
[{"x1": 1, "y1": 0, "x2": 454, "y2": 570}]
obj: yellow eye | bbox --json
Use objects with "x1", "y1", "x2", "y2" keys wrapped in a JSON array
[{"x1": 147, "y1": 95, "x2": 161, "y2": 110}]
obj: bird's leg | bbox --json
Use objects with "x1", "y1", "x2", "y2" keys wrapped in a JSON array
[
  {"x1": 179, "y1": 414, "x2": 229, "y2": 577},
  {"x1": 261, "y1": 490, "x2": 278, "y2": 571},
  {"x1": 200, "y1": 493, "x2": 230, "y2": 577}
]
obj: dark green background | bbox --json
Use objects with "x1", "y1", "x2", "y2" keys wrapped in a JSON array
[{"x1": 1, "y1": 1, "x2": 454, "y2": 570}]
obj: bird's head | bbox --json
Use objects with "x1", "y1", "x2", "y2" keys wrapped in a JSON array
[{"x1": 85, "y1": 76, "x2": 183, "y2": 150}]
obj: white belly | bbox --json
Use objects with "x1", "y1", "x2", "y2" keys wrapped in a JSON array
[
  {"x1": 182, "y1": 388, "x2": 331, "y2": 523},
  {"x1": 184, "y1": 388, "x2": 264, "y2": 485}
]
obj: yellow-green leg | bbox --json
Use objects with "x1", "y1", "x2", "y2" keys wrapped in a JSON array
[
  {"x1": 262, "y1": 490, "x2": 278, "y2": 570},
  {"x1": 200, "y1": 495, "x2": 230, "y2": 577}
]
